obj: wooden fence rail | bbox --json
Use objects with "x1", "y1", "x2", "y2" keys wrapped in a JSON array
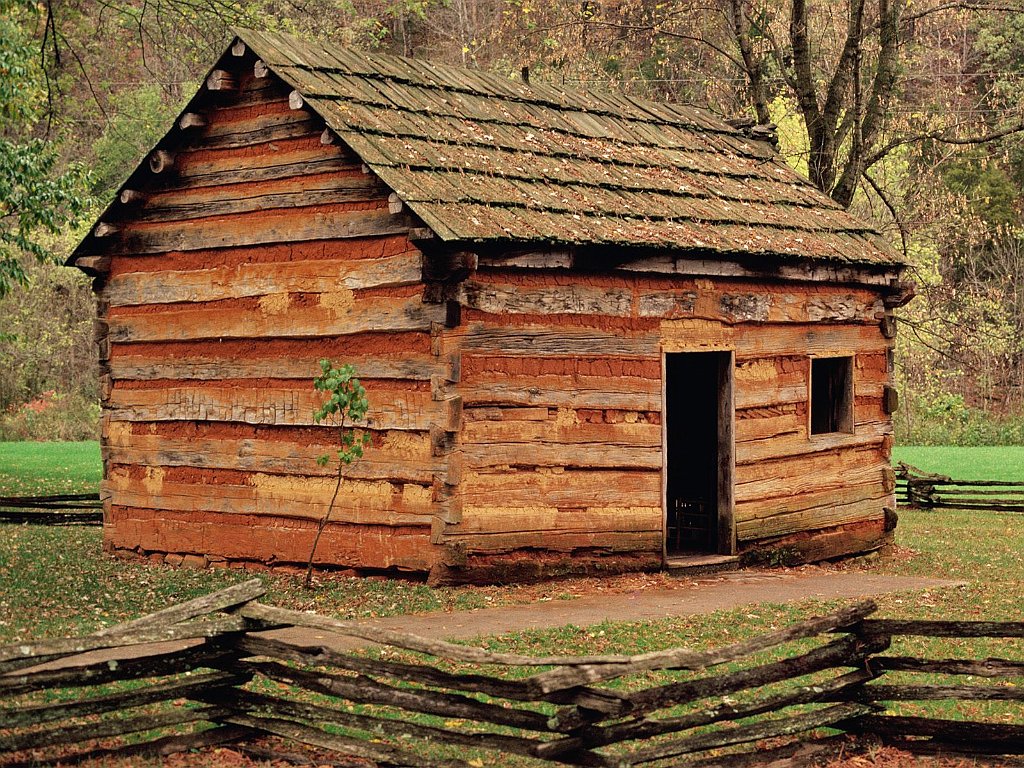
[
  {"x1": 895, "y1": 462, "x2": 1024, "y2": 512},
  {"x1": 0, "y1": 493, "x2": 102, "y2": 525},
  {"x1": 1, "y1": 580, "x2": 1022, "y2": 767}
]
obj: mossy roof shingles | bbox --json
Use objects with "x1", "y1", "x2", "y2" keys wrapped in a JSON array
[{"x1": 237, "y1": 28, "x2": 901, "y2": 266}]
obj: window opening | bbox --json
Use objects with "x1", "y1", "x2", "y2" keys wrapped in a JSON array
[{"x1": 810, "y1": 356, "x2": 853, "y2": 435}]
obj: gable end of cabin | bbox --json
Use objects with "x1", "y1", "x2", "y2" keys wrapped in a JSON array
[{"x1": 73, "y1": 43, "x2": 462, "y2": 575}]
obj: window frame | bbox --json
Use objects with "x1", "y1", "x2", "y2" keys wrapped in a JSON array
[{"x1": 808, "y1": 354, "x2": 855, "y2": 437}]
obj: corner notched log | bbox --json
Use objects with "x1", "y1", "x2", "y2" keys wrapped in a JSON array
[
  {"x1": 207, "y1": 69, "x2": 237, "y2": 92},
  {"x1": 149, "y1": 150, "x2": 174, "y2": 174},
  {"x1": 179, "y1": 112, "x2": 209, "y2": 130},
  {"x1": 119, "y1": 189, "x2": 144, "y2": 205}
]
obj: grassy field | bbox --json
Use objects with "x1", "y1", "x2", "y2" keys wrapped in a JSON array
[
  {"x1": 0, "y1": 441, "x2": 1021, "y2": 761},
  {"x1": 0, "y1": 441, "x2": 1021, "y2": 642},
  {"x1": 892, "y1": 444, "x2": 1024, "y2": 480},
  {"x1": 0, "y1": 440, "x2": 101, "y2": 495}
]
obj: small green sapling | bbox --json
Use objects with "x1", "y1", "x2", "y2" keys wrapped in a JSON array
[{"x1": 304, "y1": 359, "x2": 371, "y2": 588}]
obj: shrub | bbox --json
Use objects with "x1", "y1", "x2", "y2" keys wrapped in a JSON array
[
  {"x1": 895, "y1": 391, "x2": 1024, "y2": 446},
  {"x1": 0, "y1": 390, "x2": 100, "y2": 441}
]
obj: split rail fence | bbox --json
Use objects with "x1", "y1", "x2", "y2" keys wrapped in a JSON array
[
  {"x1": 896, "y1": 462, "x2": 1024, "y2": 512},
  {"x1": 2, "y1": 580, "x2": 1023, "y2": 767},
  {"x1": 0, "y1": 493, "x2": 102, "y2": 525}
]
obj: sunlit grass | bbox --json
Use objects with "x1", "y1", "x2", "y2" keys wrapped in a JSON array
[
  {"x1": 0, "y1": 440, "x2": 101, "y2": 495},
  {"x1": 1, "y1": 442, "x2": 1023, "y2": 763},
  {"x1": 892, "y1": 445, "x2": 1024, "y2": 481}
]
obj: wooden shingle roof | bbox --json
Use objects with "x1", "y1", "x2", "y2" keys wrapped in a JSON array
[
  {"x1": 236, "y1": 29, "x2": 901, "y2": 266},
  {"x1": 227, "y1": 30, "x2": 903, "y2": 265}
]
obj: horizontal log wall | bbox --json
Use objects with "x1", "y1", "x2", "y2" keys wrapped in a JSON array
[
  {"x1": 82, "y1": 48, "x2": 896, "y2": 578},
  {"x1": 90, "y1": 56, "x2": 448, "y2": 572},
  {"x1": 439, "y1": 266, "x2": 895, "y2": 573}
]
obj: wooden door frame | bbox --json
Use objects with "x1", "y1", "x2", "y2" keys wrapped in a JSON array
[{"x1": 661, "y1": 349, "x2": 736, "y2": 560}]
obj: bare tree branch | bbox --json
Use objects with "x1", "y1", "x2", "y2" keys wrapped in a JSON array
[
  {"x1": 861, "y1": 168, "x2": 909, "y2": 260},
  {"x1": 866, "y1": 119, "x2": 1024, "y2": 167},
  {"x1": 727, "y1": 0, "x2": 771, "y2": 123}
]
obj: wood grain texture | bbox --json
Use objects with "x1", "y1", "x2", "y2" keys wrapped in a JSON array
[
  {"x1": 736, "y1": 421, "x2": 891, "y2": 465},
  {"x1": 106, "y1": 470, "x2": 435, "y2": 525},
  {"x1": 736, "y1": 457, "x2": 887, "y2": 504},
  {"x1": 456, "y1": 323, "x2": 661, "y2": 357},
  {"x1": 736, "y1": 494, "x2": 887, "y2": 541},
  {"x1": 462, "y1": 417, "x2": 661, "y2": 446},
  {"x1": 663, "y1": 320, "x2": 891, "y2": 357},
  {"x1": 455, "y1": 507, "x2": 661, "y2": 536},
  {"x1": 620, "y1": 254, "x2": 899, "y2": 287},
  {"x1": 459, "y1": 280, "x2": 634, "y2": 317},
  {"x1": 109, "y1": 351, "x2": 445, "y2": 382},
  {"x1": 460, "y1": 468, "x2": 661, "y2": 508},
  {"x1": 161, "y1": 137, "x2": 358, "y2": 183},
  {"x1": 107, "y1": 506, "x2": 437, "y2": 570},
  {"x1": 442, "y1": 529, "x2": 660, "y2": 553},
  {"x1": 738, "y1": 477, "x2": 885, "y2": 525},
  {"x1": 106, "y1": 384, "x2": 438, "y2": 430},
  {"x1": 458, "y1": 374, "x2": 660, "y2": 410},
  {"x1": 108, "y1": 294, "x2": 445, "y2": 342},
  {"x1": 462, "y1": 433, "x2": 661, "y2": 468},
  {"x1": 103, "y1": 207, "x2": 413, "y2": 256},
  {"x1": 132, "y1": 178, "x2": 389, "y2": 223},
  {"x1": 105, "y1": 253, "x2": 422, "y2": 306},
  {"x1": 188, "y1": 109, "x2": 320, "y2": 149},
  {"x1": 106, "y1": 431, "x2": 443, "y2": 484},
  {"x1": 461, "y1": 272, "x2": 884, "y2": 325}
]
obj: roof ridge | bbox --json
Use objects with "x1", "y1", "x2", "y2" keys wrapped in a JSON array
[
  {"x1": 68, "y1": 28, "x2": 903, "y2": 268},
  {"x1": 234, "y1": 27, "x2": 749, "y2": 140}
]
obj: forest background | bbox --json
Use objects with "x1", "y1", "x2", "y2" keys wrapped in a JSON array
[{"x1": 2, "y1": 0, "x2": 1024, "y2": 445}]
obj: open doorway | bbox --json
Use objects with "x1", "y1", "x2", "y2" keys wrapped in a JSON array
[{"x1": 664, "y1": 351, "x2": 734, "y2": 556}]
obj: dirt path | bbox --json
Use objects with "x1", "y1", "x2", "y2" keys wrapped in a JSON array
[
  {"x1": 19, "y1": 568, "x2": 959, "y2": 673},
  {"x1": 266, "y1": 569, "x2": 960, "y2": 651}
]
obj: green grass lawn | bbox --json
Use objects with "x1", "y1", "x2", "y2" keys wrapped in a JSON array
[
  {"x1": 892, "y1": 444, "x2": 1024, "y2": 480},
  {"x1": 0, "y1": 440, "x2": 101, "y2": 495},
  {"x1": 0, "y1": 442, "x2": 1020, "y2": 644},
  {"x1": 1, "y1": 442, "x2": 1022, "y2": 762}
]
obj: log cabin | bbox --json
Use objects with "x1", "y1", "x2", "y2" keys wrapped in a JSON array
[{"x1": 68, "y1": 28, "x2": 913, "y2": 584}]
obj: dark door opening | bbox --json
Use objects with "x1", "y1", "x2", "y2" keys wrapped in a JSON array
[{"x1": 665, "y1": 351, "x2": 733, "y2": 555}]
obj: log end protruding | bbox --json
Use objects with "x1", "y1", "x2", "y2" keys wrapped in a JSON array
[
  {"x1": 388, "y1": 192, "x2": 404, "y2": 215},
  {"x1": 288, "y1": 90, "x2": 304, "y2": 110},
  {"x1": 320, "y1": 128, "x2": 335, "y2": 145},
  {"x1": 149, "y1": 150, "x2": 174, "y2": 174},
  {"x1": 424, "y1": 250, "x2": 477, "y2": 282},
  {"x1": 882, "y1": 384, "x2": 899, "y2": 414},
  {"x1": 883, "y1": 280, "x2": 916, "y2": 309},
  {"x1": 231, "y1": 40, "x2": 246, "y2": 57},
  {"x1": 207, "y1": 69, "x2": 237, "y2": 92},
  {"x1": 119, "y1": 189, "x2": 144, "y2": 205},
  {"x1": 179, "y1": 112, "x2": 208, "y2": 130},
  {"x1": 254, "y1": 60, "x2": 269, "y2": 79},
  {"x1": 880, "y1": 314, "x2": 897, "y2": 339},
  {"x1": 94, "y1": 222, "x2": 119, "y2": 238},
  {"x1": 75, "y1": 255, "x2": 111, "y2": 275}
]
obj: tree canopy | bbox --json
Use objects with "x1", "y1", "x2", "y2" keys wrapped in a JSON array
[
  {"x1": 2, "y1": 0, "x2": 1024, "y2": 438},
  {"x1": 0, "y1": 0, "x2": 91, "y2": 297}
]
